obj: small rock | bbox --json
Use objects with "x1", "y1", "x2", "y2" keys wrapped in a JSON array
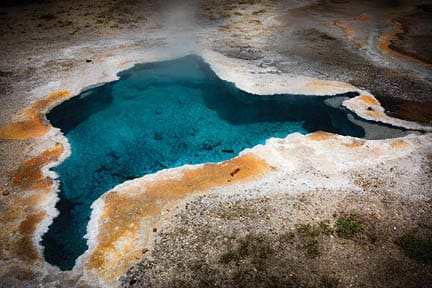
[
  {"x1": 187, "y1": 128, "x2": 195, "y2": 136},
  {"x1": 202, "y1": 139, "x2": 221, "y2": 150},
  {"x1": 230, "y1": 168, "x2": 240, "y2": 177},
  {"x1": 154, "y1": 132, "x2": 163, "y2": 140}
]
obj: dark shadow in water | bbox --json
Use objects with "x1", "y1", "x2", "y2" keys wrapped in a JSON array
[
  {"x1": 49, "y1": 84, "x2": 114, "y2": 134},
  {"x1": 43, "y1": 55, "x2": 366, "y2": 270}
]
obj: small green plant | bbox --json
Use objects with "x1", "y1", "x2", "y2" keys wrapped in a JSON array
[
  {"x1": 396, "y1": 235, "x2": 432, "y2": 264},
  {"x1": 296, "y1": 223, "x2": 320, "y2": 238},
  {"x1": 279, "y1": 231, "x2": 295, "y2": 243},
  {"x1": 319, "y1": 219, "x2": 334, "y2": 236},
  {"x1": 336, "y1": 214, "x2": 362, "y2": 238},
  {"x1": 305, "y1": 239, "x2": 320, "y2": 257},
  {"x1": 220, "y1": 235, "x2": 274, "y2": 268},
  {"x1": 296, "y1": 223, "x2": 321, "y2": 258}
]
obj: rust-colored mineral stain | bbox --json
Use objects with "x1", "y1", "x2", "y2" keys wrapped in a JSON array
[
  {"x1": 13, "y1": 237, "x2": 41, "y2": 263},
  {"x1": 0, "y1": 91, "x2": 69, "y2": 266},
  {"x1": 0, "y1": 114, "x2": 49, "y2": 140},
  {"x1": 86, "y1": 153, "x2": 270, "y2": 281},
  {"x1": 19, "y1": 212, "x2": 47, "y2": 235},
  {"x1": 378, "y1": 36, "x2": 398, "y2": 56},
  {"x1": 334, "y1": 16, "x2": 370, "y2": 48},
  {"x1": 344, "y1": 139, "x2": 365, "y2": 148},
  {"x1": 11, "y1": 143, "x2": 63, "y2": 190},
  {"x1": 354, "y1": 15, "x2": 371, "y2": 23},
  {"x1": 307, "y1": 131, "x2": 335, "y2": 141},
  {"x1": 0, "y1": 90, "x2": 71, "y2": 140},
  {"x1": 358, "y1": 95, "x2": 380, "y2": 105},
  {"x1": 378, "y1": 20, "x2": 432, "y2": 68},
  {"x1": 390, "y1": 140, "x2": 409, "y2": 149},
  {"x1": 303, "y1": 79, "x2": 353, "y2": 92},
  {"x1": 1, "y1": 144, "x2": 62, "y2": 264},
  {"x1": 334, "y1": 20, "x2": 355, "y2": 40},
  {"x1": 3, "y1": 264, "x2": 36, "y2": 281},
  {"x1": 19, "y1": 90, "x2": 71, "y2": 117},
  {"x1": 378, "y1": 20, "x2": 404, "y2": 56},
  {"x1": 8, "y1": 210, "x2": 47, "y2": 264},
  {"x1": 366, "y1": 109, "x2": 385, "y2": 119}
]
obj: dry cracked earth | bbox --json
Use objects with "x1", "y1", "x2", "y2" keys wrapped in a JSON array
[{"x1": 0, "y1": 0, "x2": 432, "y2": 287}]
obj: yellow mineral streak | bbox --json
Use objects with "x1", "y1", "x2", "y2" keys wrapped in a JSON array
[
  {"x1": 344, "y1": 139, "x2": 365, "y2": 148},
  {"x1": 358, "y1": 94, "x2": 380, "y2": 106},
  {"x1": 308, "y1": 132, "x2": 366, "y2": 147},
  {"x1": 302, "y1": 79, "x2": 353, "y2": 92},
  {"x1": 13, "y1": 212, "x2": 47, "y2": 263},
  {"x1": 334, "y1": 15, "x2": 371, "y2": 49},
  {"x1": 366, "y1": 109, "x2": 385, "y2": 119},
  {"x1": 0, "y1": 144, "x2": 63, "y2": 263},
  {"x1": 334, "y1": 20, "x2": 357, "y2": 41},
  {"x1": 354, "y1": 15, "x2": 371, "y2": 23},
  {"x1": 0, "y1": 90, "x2": 71, "y2": 140},
  {"x1": 11, "y1": 143, "x2": 63, "y2": 189},
  {"x1": 378, "y1": 20, "x2": 432, "y2": 68},
  {"x1": 306, "y1": 131, "x2": 336, "y2": 141},
  {"x1": 0, "y1": 113, "x2": 49, "y2": 140},
  {"x1": 378, "y1": 20, "x2": 403, "y2": 55},
  {"x1": 390, "y1": 140, "x2": 409, "y2": 149}
]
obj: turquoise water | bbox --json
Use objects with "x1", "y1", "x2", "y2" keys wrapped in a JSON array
[{"x1": 42, "y1": 55, "x2": 364, "y2": 270}]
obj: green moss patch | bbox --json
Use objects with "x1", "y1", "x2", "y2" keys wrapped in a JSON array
[{"x1": 336, "y1": 214, "x2": 363, "y2": 239}]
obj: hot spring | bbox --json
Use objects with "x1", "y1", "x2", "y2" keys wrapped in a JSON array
[{"x1": 42, "y1": 55, "x2": 402, "y2": 270}]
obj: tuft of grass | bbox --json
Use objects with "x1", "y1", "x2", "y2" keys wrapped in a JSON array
[
  {"x1": 305, "y1": 239, "x2": 320, "y2": 257},
  {"x1": 320, "y1": 219, "x2": 334, "y2": 236},
  {"x1": 296, "y1": 223, "x2": 321, "y2": 258},
  {"x1": 396, "y1": 235, "x2": 432, "y2": 264},
  {"x1": 220, "y1": 235, "x2": 274, "y2": 268},
  {"x1": 336, "y1": 214, "x2": 363, "y2": 239},
  {"x1": 296, "y1": 223, "x2": 320, "y2": 238},
  {"x1": 279, "y1": 231, "x2": 295, "y2": 243}
]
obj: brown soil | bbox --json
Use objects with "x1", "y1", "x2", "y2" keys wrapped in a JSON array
[
  {"x1": 378, "y1": 97, "x2": 432, "y2": 125},
  {"x1": 390, "y1": 9, "x2": 432, "y2": 65}
]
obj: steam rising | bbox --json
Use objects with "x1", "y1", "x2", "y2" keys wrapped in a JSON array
[{"x1": 160, "y1": 1, "x2": 198, "y2": 54}]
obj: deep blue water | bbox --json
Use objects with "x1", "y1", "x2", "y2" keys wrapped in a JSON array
[{"x1": 42, "y1": 55, "x2": 365, "y2": 270}]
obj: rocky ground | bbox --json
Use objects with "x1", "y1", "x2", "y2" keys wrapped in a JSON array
[{"x1": 0, "y1": 0, "x2": 431, "y2": 287}]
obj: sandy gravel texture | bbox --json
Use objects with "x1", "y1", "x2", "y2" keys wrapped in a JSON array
[
  {"x1": 0, "y1": 0, "x2": 431, "y2": 287},
  {"x1": 123, "y1": 174, "x2": 432, "y2": 287}
]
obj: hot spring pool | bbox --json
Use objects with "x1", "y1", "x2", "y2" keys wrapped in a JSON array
[{"x1": 43, "y1": 55, "x2": 371, "y2": 270}]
